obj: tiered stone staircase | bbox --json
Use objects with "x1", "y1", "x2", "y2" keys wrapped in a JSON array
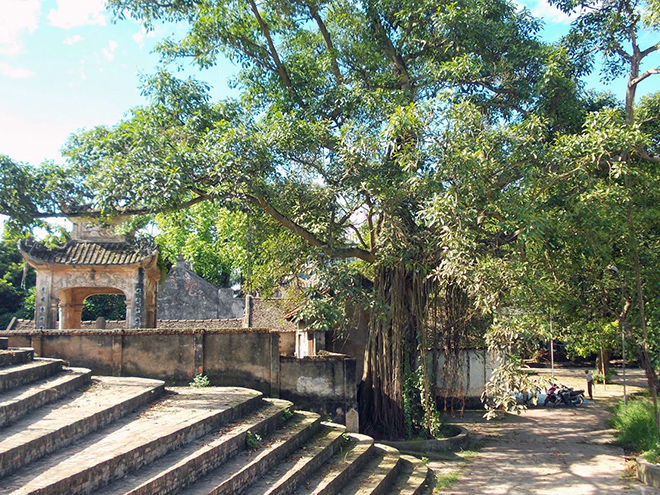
[{"x1": 0, "y1": 339, "x2": 433, "y2": 495}]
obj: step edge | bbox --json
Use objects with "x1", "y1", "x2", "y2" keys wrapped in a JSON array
[{"x1": 0, "y1": 368, "x2": 93, "y2": 427}]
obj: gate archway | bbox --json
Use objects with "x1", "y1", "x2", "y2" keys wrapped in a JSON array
[{"x1": 19, "y1": 219, "x2": 159, "y2": 330}]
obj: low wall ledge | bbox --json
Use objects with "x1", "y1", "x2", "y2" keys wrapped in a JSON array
[{"x1": 637, "y1": 457, "x2": 660, "y2": 488}]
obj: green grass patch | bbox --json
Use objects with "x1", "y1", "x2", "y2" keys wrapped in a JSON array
[
  {"x1": 609, "y1": 394, "x2": 660, "y2": 459},
  {"x1": 457, "y1": 449, "x2": 480, "y2": 459},
  {"x1": 434, "y1": 471, "x2": 461, "y2": 491}
]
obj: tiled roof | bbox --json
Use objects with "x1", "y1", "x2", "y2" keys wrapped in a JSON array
[{"x1": 18, "y1": 238, "x2": 157, "y2": 266}]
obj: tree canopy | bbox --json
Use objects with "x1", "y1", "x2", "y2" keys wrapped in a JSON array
[{"x1": 1, "y1": 0, "x2": 659, "y2": 437}]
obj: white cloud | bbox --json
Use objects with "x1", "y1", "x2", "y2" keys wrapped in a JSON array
[
  {"x1": 101, "y1": 40, "x2": 118, "y2": 61},
  {"x1": 0, "y1": 110, "x2": 71, "y2": 165},
  {"x1": 516, "y1": 0, "x2": 574, "y2": 25},
  {"x1": 79, "y1": 58, "x2": 87, "y2": 81},
  {"x1": 0, "y1": 62, "x2": 34, "y2": 79},
  {"x1": 0, "y1": 0, "x2": 41, "y2": 54},
  {"x1": 131, "y1": 26, "x2": 156, "y2": 49},
  {"x1": 63, "y1": 34, "x2": 84, "y2": 45},
  {"x1": 47, "y1": 0, "x2": 107, "y2": 29}
]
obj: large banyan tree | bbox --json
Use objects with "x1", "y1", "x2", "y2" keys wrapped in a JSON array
[{"x1": 1, "y1": 0, "x2": 595, "y2": 437}]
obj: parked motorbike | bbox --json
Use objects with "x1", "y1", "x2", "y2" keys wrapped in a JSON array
[{"x1": 544, "y1": 384, "x2": 584, "y2": 407}]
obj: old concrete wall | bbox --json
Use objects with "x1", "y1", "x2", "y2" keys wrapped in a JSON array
[
  {"x1": 434, "y1": 349, "x2": 501, "y2": 398},
  {"x1": 203, "y1": 330, "x2": 279, "y2": 395},
  {"x1": 3, "y1": 328, "x2": 355, "y2": 420},
  {"x1": 280, "y1": 354, "x2": 357, "y2": 425}
]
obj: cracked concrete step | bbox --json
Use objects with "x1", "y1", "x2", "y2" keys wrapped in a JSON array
[
  {"x1": 292, "y1": 433, "x2": 375, "y2": 495},
  {"x1": 242, "y1": 422, "x2": 347, "y2": 495},
  {"x1": 337, "y1": 444, "x2": 402, "y2": 495},
  {"x1": 96, "y1": 398, "x2": 294, "y2": 495},
  {"x1": 0, "y1": 375, "x2": 165, "y2": 480},
  {"x1": 0, "y1": 386, "x2": 263, "y2": 495},
  {"x1": 391, "y1": 455, "x2": 434, "y2": 495},
  {"x1": 177, "y1": 410, "x2": 322, "y2": 495},
  {"x1": 0, "y1": 348, "x2": 34, "y2": 368},
  {"x1": 0, "y1": 358, "x2": 65, "y2": 393},
  {"x1": 0, "y1": 366, "x2": 93, "y2": 427}
]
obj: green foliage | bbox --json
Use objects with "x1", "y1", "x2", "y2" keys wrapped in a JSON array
[
  {"x1": 294, "y1": 260, "x2": 372, "y2": 335},
  {"x1": 81, "y1": 294, "x2": 126, "y2": 321},
  {"x1": 0, "y1": 228, "x2": 36, "y2": 328},
  {"x1": 610, "y1": 395, "x2": 660, "y2": 454},
  {"x1": 246, "y1": 431, "x2": 262, "y2": 450},
  {"x1": 481, "y1": 358, "x2": 548, "y2": 419},
  {"x1": 189, "y1": 374, "x2": 211, "y2": 388},
  {"x1": 155, "y1": 204, "x2": 247, "y2": 288},
  {"x1": 3, "y1": 0, "x2": 658, "y2": 438},
  {"x1": 281, "y1": 408, "x2": 294, "y2": 421},
  {"x1": 403, "y1": 366, "x2": 442, "y2": 439},
  {"x1": 592, "y1": 371, "x2": 614, "y2": 385}
]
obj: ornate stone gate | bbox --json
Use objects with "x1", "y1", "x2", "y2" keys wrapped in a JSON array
[{"x1": 19, "y1": 219, "x2": 159, "y2": 329}]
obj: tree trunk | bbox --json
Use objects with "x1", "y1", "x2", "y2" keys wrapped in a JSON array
[
  {"x1": 597, "y1": 348, "x2": 609, "y2": 377},
  {"x1": 358, "y1": 260, "x2": 427, "y2": 439}
]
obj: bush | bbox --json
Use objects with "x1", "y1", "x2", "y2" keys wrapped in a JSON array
[
  {"x1": 610, "y1": 395, "x2": 660, "y2": 455},
  {"x1": 592, "y1": 372, "x2": 613, "y2": 384}
]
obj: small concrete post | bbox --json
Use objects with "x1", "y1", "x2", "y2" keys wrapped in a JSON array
[
  {"x1": 31, "y1": 331, "x2": 43, "y2": 357},
  {"x1": 346, "y1": 408, "x2": 359, "y2": 433}
]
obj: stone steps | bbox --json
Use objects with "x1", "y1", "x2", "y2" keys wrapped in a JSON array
[
  {"x1": 95, "y1": 398, "x2": 293, "y2": 495},
  {"x1": 393, "y1": 455, "x2": 434, "y2": 495},
  {"x1": 177, "y1": 411, "x2": 323, "y2": 495},
  {"x1": 337, "y1": 444, "x2": 402, "y2": 495},
  {"x1": 0, "y1": 367, "x2": 93, "y2": 427},
  {"x1": 0, "y1": 358, "x2": 65, "y2": 392},
  {"x1": 0, "y1": 375, "x2": 165, "y2": 479},
  {"x1": 0, "y1": 345, "x2": 436, "y2": 495},
  {"x1": 0, "y1": 387, "x2": 263, "y2": 495},
  {"x1": 291, "y1": 434, "x2": 375, "y2": 495},
  {"x1": 0, "y1": 348, "x2": 33, "y2": 368},
  {"x1": 242, "y1": 423, "x2": 347, "y2": 495}
]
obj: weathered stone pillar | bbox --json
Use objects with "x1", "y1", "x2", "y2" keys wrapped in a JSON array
[
  {"x1": 270, "y1": 331, "x2": 280, "y2": 398},
  {"x1": 194, "y1": 330, "x2": 205, "y2": 376}
]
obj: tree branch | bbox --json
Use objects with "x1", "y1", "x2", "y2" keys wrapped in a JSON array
[
  {"x1": 306, "y1": 2, "x2": 342, "y2": 84},
  {"x1": 247, "y1": 0, "x2": 292, "y2": 88},
  {"x1": 630, "y1": 67, "x2": 660, "y2": 87},
  {"x1": 243, "y1": 192, "x2": 376, "y2": 262},
  {"x1": 638, "y1": 147, "x2": 660, "y2": 163}
]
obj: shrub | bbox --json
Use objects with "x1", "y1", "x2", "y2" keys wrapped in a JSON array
[{"x1": 189, "y1": 374, "x2": 211, "y2": 388}]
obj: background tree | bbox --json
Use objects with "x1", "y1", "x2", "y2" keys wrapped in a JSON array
[
  {"x1": 0, "y1": 227, "x2": 35, "y2": 329},
  {"x1": 544, "y1": 0, "x2": 660, "y2": 427}
]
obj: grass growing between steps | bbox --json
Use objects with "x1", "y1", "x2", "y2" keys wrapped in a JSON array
[
  {"x1": 434, "y1": 470, "x2": 461, "y2": 491},
  {"x1": 425, "y1": 440, "x2": 487, "y2": 492}
]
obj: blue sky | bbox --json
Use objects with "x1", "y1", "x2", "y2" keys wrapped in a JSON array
[
  {"x1": 0, "y1": 0, "x2": 652, "y2": 167},
  {"x1": 0, "y1": 0, "x2": 238, "y2": 167}
]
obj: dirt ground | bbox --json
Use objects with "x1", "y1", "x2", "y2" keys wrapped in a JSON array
[{"x1": 428, "y1": 367, "x2": 660, "y2": 494}]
